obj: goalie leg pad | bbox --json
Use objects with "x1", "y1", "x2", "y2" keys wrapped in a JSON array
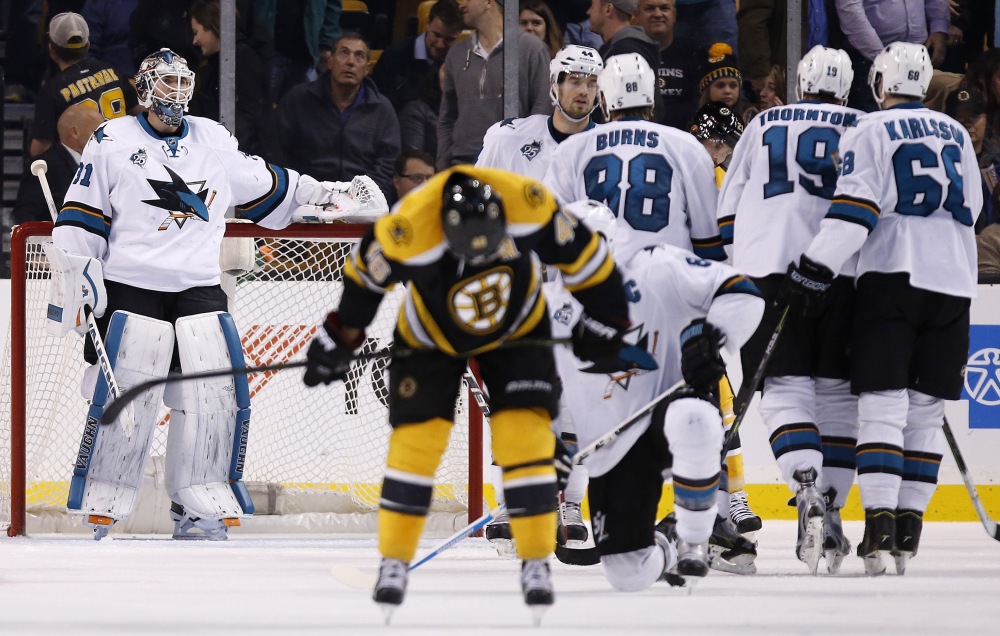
[
  {"x1": 67, "y1": 311, "x2": 174, "y2": 522},
  {"x1": 164, "y1": 312, "x2": 253, "y2": 519}
]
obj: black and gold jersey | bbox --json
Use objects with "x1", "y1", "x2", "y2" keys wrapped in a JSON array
[
  {"x1": 341, "y1": 166, "x2": 628, "y2": 356},
  {"x1": 33, "y1": 58, "x2": 139, "y2": 143}
]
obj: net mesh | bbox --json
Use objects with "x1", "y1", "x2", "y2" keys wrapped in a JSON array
[{"x1": 0, "y1": 225, "x2": 474, "y2": 534}]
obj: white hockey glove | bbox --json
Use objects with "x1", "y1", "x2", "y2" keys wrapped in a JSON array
[
  {"x1": 41, "y1": 243, "x2": 107, "y2": 337},
  {"x1": 292, "y1": 175, "x2": 389, "y2": 224}
]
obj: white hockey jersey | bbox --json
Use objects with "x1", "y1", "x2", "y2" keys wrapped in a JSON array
[
  {"x1": 53, "y1": 114, "x2": 302, "y2": 292},
  {"x1": 543, "y1": 118, "x2": 723, "y2": 261},
  {"x1": 804, "y1": 103, "x2": 983, "y2": 298},
  {"x1": 548, "y1": 245, "x2": 764, "y2": 477},
  {"x1": 476, "y1": 114, "x2": 593, "y2": 180},
  {"x1": 718, "y1": 101, "x2": 864, "y2": 277}
]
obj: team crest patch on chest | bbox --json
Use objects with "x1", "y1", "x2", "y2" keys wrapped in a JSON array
[
  {"x1": 449, "y1": 267, "x2": 513, "y2": 334},
  {"x1": 130, "y1": 147, "x2": 147, "y2": 167},
  {"x1": 520, "y1": 140, "x2": 542, "y2": 160}
]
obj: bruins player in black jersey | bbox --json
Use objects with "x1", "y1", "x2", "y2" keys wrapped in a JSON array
[{"x1": 303, "y1": 166, "x2": 637, "y2": 618}]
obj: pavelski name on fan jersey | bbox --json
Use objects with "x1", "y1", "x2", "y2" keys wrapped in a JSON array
[
  {"x1": 804, "y1": 103, "x2": 982, "y2": 299},
  {"x1": 543, "y1": 118, "x2": 724, "y2": 262},
  {"x1": 53, "y1": 114, "x2": 302, "y2": 292},
  {"x1": 476, "y1": 114, "x2": 595, "y2": 180},
  {"x1": 546, "y1": 244, "x2": 763, "y2": 477},
  {"x1": 718, "y1": 101, "x2": 863, "y2": 278}
]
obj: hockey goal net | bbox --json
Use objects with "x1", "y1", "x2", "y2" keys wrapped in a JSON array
[{"x1": 1, "y1": 222, "x2": 484, "y2": 537}]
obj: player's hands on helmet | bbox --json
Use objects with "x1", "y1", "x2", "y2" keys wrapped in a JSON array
[
  {"x1": 776, "y1": 255, "x2": 835, "y2": 318},
  {"x1": 679, "y1": 318, "x2": 727, "y2": 395},
  {"x1": 303, "y1": 311, "x2": 365, "y2": 387}
]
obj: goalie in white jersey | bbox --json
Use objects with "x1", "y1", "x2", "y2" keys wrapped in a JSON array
[
  {"x1": 778, "y1": 42, "x2": 982, "y2": 576},
  {"x1": 47, "y1": 48, "x2": 387, "y2": 540},
  {"x1": 717, "y1": 45, "x2": 863, "y2": 575},
  {"x1": 476, "y1": 44, "x2": 603, "y2": 551},
  {"x1": 549, "y1": 201, "x2": 763, "y2": 589},
  {"x1": 544, "y1": 53, "x2": 724, "y2": 262}
]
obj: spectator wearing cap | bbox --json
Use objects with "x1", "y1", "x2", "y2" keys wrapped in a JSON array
[
  {"x1": 372, "y1": 0, "x2": 463, "y2": 112},
  {"x1": 438, "y1": 0, "x2": 552, "y2": 169},
  {"x1": 946, "y1": 87, "x2": 1000, "y2": 234},
  {"x1": 587, "y1": 0, "x2": 664, "y2": 121},
  {"x1": 697, "y1": 42, "x2": 754, "y2": 123},
  {"x1": 30, "y1": 12, "x2": 142, "y2": 158}
]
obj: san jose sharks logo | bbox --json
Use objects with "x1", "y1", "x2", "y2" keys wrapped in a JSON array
[
  {"x1": 142, "y1": 165, "x2": 215, "y2": 230},
  {"x1": 520, "y1": 139, "x2": 542, "y2": 160}
]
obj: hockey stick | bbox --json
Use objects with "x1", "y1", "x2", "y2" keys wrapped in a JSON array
[
  {"x1": 331, "y1": 504, "x2": 508, "y2": 589},
  {"x1": 942, "y1": 417, "x2": 1000, "y2": 541},
  {"x1": 101, "y1": 337, "x2": 572, "y2": 424},
  {"x1": 31, "y1": 160, "x2": 58, "y2": 222},
  {"x1": 721, "y1": 307, "x2": 789, "y2": 458}
]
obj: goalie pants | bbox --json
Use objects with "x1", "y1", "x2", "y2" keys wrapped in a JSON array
[
  {"x1": 378, "y1": 323, "x2": 560, "y2": 563},
  {"x1": 83, "y1": 280, "x2": 228, "y2": 368}
]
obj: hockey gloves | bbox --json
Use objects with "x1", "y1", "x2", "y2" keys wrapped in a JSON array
[
  {"x1": 679, "y1": 319, "x2": 727, "y2": 395},
  {"x1": 303, "y1": 311, "x2": 366, "y2": 387},
  {"x1": 777, "y1": 255, "x2": 835, "y2": 318},
  {"x1": 553, "y1": 436, "x2": 574, "y2": 492},
  {"x1": 572, "y1": 313, "x2": 658, "y2": 372}
]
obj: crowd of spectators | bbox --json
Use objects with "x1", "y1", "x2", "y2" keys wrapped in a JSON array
[{"x1": 4, "y1": 0, "x2": 1000, "y2": 265}]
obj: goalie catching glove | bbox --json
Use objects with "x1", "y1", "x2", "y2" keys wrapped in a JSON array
[
  {"x1": 292, "y1": 174, "x2": 389, "y2": 223},
  {"x1": 41, "y1": 243, "x2": 107, "y2": 337},
  {"x1": 679, "y1": 318, "x2": 726, "y2": 395},
  {"x1": 303, "y1": 311, "x2": 367, "y2": 387}
]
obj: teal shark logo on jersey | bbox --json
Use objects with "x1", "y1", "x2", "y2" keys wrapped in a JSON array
[
  {"x1": 143, "y1": 165, "x2": 212, "y2": 230},
  {"x1": 92, "y1": 125, "x2": 111, "y2": 144},
  {"x1": 581, "y1": 325, "x2": 659, "y2": 397}
]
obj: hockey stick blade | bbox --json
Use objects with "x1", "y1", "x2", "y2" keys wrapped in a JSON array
[
  {"x1": 942, "y1": 418, "x2": 1000, "y2": 542},
  {"x1": 554, "y1": 544, "x2": 600, "y2": 566}
]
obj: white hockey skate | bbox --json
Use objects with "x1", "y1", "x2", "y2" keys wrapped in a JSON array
[
  {"x1": 793, "y1": 467, "x2": 825, "y2": 575},
  {"x1": 822, "y1": 489, "x2": 851, "y2": 574},
  {"x1": 557, "y1": 500, "x2": 589, "y2": 546},
  {"x1": 708, "y1": 515, "x2": 758, "y2": 575},
  {"x1": 170, "y1": 503, "x2": 230, "y2": 541},
  {"x1": 655, "y1": 512, "x2": 709, "y2": 587},
  {"x1": 521, "y1": 558, "x2": 554, "y2": 626}
]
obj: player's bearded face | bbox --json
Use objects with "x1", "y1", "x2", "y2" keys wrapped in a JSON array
[{"x1": 559, "y1": 74, "x2": 599, "y2": 119}]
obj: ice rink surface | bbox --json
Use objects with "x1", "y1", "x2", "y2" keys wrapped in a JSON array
[{"x1": 2, "y1": 520, "x2": 999, "y2": 635}]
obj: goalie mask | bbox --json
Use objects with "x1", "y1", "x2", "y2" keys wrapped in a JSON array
[
  {"x1": 136, "y1": 48, "x2": 195, "y2": 128},
  {"x1": 441, "y1": 172, "x2": 507, "y2": 262},
  {"x1": 868, "y1": 42, "x2": 931, "y2": 105}
]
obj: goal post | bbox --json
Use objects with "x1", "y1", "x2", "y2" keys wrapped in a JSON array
[{"x1": 2, "y1": 221, "x2": 485, "y2": 537}]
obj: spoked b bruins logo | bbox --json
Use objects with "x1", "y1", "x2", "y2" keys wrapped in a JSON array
[{"x1": 449, "y1": 267, "x2": 513, "y2": 334}]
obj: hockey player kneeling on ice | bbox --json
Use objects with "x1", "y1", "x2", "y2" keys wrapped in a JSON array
[
  {"x1": 301, "y1": 167, "x2": 638, "y2": 620},
  {"x1": 47, "y1": 48, "x2": 384, "y2": 540},
  {"x1": 550, "y1": 201, "x2": 764, "y2": 589}
]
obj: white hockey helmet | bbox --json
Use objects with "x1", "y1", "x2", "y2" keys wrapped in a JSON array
[
  {"x1": 796, "y1": 45, "x2": 854, "y2": 102},
  {"x1": 135, "y1": 48, "x2": 195, "y2": 127},
  {"x1": 549, "y1": 45, "x2": 603, "y2": 122},
  {"x1": 868, "y1": 42, "x2": 932, "y2": 105},
  {"x1": 598, "y1": 53, "x2": 656, "y2": 121},
  {"x1": 565, "y1": 199, "x2": 618, "y2": 250}
]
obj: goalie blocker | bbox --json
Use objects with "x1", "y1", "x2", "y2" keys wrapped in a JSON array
[{"x1": 69, "y1": 310, "x2": 254, "y2": 539}]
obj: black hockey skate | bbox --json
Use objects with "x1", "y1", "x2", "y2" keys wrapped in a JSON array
[
  {"x1": 891, "y1": 509, "x2": 923, "y2": 575},
  {"x1": 729, "y1": 489, "x2": 763, "y2": 534},
  {"x1": 373, "y1": 558, "x2": 409, "y2": 623},
  {"x1": 653, "y1": 513, "x2": 687, "y2": 588},
  {"x1": 857, "y1": 508, "x2": 895, "y2": 576},
  {"x1": 557, "y1": 500, "x2": 589, "y2": 546},
  {"x1": 822, "y1": 489, "x2": 851, "y2": 575},
  {"x1": 521, "y1": 558, "x2": 554, "y2": 626},
  {"x1": 793, "y1": 467, "x2": 825, "y2": 575},
  {"x1": 485, "y1": 508, "x2": 516, "y2": 558},
  {"x1": 708, "y1": 515, "x2": 757, "y2": 575}
]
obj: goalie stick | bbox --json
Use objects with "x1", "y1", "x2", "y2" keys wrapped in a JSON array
[{"x1": 942, "y1": 417, "x2": 1000, "y2": 542}]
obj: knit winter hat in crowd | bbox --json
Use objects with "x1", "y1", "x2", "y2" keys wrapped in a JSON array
[
  {"x1": 699, "y1": 43, "x2": 742, "y2": 92},
  {"x1": 49, "y1": 12, "x2": 90, "y2": 49},
  {"x1": 945, "y1": 87, "x2": 986, "y2": 121}
]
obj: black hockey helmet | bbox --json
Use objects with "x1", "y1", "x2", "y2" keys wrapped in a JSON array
[
  {"x1": 441, "y1": 171, "x2": 507, "y2": 261},
  {"x1": 689, "y1": 101, "x2": 744, "y2": 148}
]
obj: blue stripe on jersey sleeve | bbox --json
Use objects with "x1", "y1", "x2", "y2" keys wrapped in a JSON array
[
  {"x1": 55, "y1": 204, "x2": 110, "y2": 240},
  {"x1": 718, "y1": 215, "x2": 734, "y2": 246},
  {"x1": 826, "y1": 198, "x2": 879, "y2": 233},
  {"x1": 714, "y1": 274, "x2": 761, "y2": 299},
  {"x1": 692, "y1": 236, "x2": 726, "y2": 261},
  {"x1": 236, "y1": 163, "x2": 289, "y2": 222}
]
